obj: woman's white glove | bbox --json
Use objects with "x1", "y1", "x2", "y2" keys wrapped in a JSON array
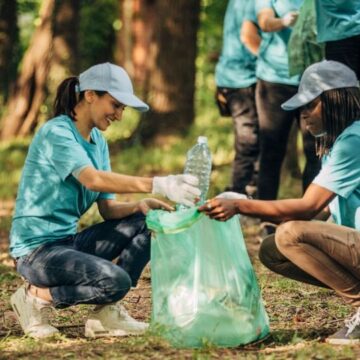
[
  {"x1": 152, "y1": 175, "x2": 201, "y2": 206},
  {"x1": 281, "y1": 11, "x2": 299, "y2": 27},
  {"x1": 215, "y1": 191, "x2": 248, "y2": 200}
]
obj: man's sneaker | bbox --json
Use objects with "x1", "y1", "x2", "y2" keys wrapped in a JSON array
[
  {"x1": 10, "y1": 286, "x2": 59, "y2": 338},
  {"x1": 326, "y1": 308, "x2": 360, "y2": 345},
  {"x1": 85, "y1": 303, "x2": 149, "y2": 338}
]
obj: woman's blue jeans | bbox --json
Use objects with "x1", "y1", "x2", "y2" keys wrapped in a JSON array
[{"x1": 16, "y1": 213, "x2": 151, "y2": 309}]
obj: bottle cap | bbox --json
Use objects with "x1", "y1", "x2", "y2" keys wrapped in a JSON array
[{"x1": 197, "y1": 136, "x2": 208, "y2": 144}]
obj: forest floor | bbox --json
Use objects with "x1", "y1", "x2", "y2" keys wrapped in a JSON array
[{"x1": 0, "y1": 214, "x2": 359, "y2": 359}]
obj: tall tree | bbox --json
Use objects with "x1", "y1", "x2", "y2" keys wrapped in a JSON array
[
  {"x1": 0, "y1": 0, "x2": 18, "y2": 103},
  {"x1": 47, "y1": 0, "x2": 80, "y2": 101},
  {"x1": 137, "y1": 0, "x2": 201, "y2": 144},
  {"x1": 0, "y1": 0, "x2": 55, "y2": 140}
]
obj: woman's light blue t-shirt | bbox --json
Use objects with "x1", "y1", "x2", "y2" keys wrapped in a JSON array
[
  {"x1": 255, "y1": 0, "x2": 302, "y2": 86},
  {"x1": 315, "y1": 0, "x2": 360, "y2": 43},
  {"x1": 10, "y1": 115, "x2": 115, "y2": 258},
  {"x1": 215, "y1": 0, "x2": 258, "y2": 89},
  {"x1": 313, "y1": 121, "x2": 360, "y2": 230}
]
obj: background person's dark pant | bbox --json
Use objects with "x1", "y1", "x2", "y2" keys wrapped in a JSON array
[
  {"x1": 256, "y1": 79, "x2": 321, "y2": 200},
  {"x1": 220, "y1": 85, "x2": 259, "y2": 193},
  {"x1": 325, "y1": 34, "x2": 360, "y2": 79},
  {"x1": 16, "y1": 212, "x2": 151, "y2": 308},
  {"x1": 259, "y1": 221, "x2": 360, "y2": 306}
]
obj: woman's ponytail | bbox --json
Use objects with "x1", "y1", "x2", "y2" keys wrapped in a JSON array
[{"x1": 53, "y1": 76, "x2": 80, "y2": 119}]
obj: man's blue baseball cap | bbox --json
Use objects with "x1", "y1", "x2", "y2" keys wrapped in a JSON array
[{"x1": 79, "y1": 62, "x2": 149, "y2": 112}]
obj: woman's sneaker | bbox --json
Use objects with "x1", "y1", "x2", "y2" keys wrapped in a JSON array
[
  {"x1": 326, "y1": 308, "x2": 360, "y2": 345},
  {"x1": 85, "y1": 303, "x2": 148, "y2": 338},
  {"x1": 10, "y1": 286, "x2": 59, "y2": 338}
]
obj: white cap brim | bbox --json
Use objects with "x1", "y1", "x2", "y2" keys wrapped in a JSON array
[
  {"x1": 109, "y1": 91, "x2": 149, "y2": 112},
  {"x1": 281, "y1": 90, "x2": 322, "y2": 111}
]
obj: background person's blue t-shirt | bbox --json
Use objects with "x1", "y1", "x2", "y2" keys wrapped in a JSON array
[
  {"x1": 255, "y1": 0, "x2": 302, "y2": 86},
  {"x1": 10, "y1": 115, "x2": 115, "y2": 258},
  {"x1": 215, "y1": 0, "x2": 258, "y2": 89},
  {"x1": 313, "y1": 121, "x2": 360, "y2": 230},
  {"x1": 315, "y1": 0, "x2": 360, "y2": 43}
]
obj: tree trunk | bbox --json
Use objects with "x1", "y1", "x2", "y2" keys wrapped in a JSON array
[
  {"x1": 115, "y1": 0, "x2": 133, "y2": 74},
  {"x1": 0, "y1": 0, "x2": 18, "y2": 103},
  {"x1": 0, "y1": 0, "x2": 54, "y2": 140},
  {"x1": 137, "y1": 0, "x2": 200, "y2": 145},
  {"x1": 47, "y1": 0, "x2": 80, "y2": 102},
  {"x1": 131, "y1": 0, "x2": 156, "y2": 89}
]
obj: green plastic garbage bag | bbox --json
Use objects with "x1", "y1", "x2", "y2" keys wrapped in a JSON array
[
  {"x1": 288, "y1": 0, "x2": 324, "y2": 77},
  {"x1": 146, "y1": 208, "x2": 270, "y2": 348}
]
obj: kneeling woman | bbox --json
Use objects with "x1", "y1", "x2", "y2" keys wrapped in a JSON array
[
  {"x1": 200, "y1": 60, "x2": 360, "y2": 345},
  {"x1": 10, "y1": 63, "x2": 200, "y2": 339}
]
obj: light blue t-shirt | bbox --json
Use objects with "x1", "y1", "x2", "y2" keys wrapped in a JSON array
[
  {"x1": 255, "y1": 0, "x2": 302, "y2": 86},
  {"x1": 215, "y1": 0, "x2": 258, "y2": 88},
  {"x1": 10, "y1": 115, "x2": 115, "y2": 258},
  {"x1": 313, "y1": 121, "x2": 360, "y2": 230},
  {"x1": 315, "y1": 0, "x2": 360, "y2": 43}
]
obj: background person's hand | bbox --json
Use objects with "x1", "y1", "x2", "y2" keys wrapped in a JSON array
[
  {"x1": 152, "y1": 174, "x2": 201, "y2": 206},
  {"x1": 198, "y1": 198, "x2": 239, "y2": 221},
  {"x1": 137, "y1": 198, "x2": 174, "y2": 215},
  {"x1": 281, "y1": 11, "x2": 299, "y2": 27}
]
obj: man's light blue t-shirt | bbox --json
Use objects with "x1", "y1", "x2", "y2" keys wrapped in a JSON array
[
  {"x1": 215, "y1": 0, "x2": 258, "y2": 89},
  {"x1": 255, "y1": 0, "x2": 302, "y2": 86},
  {"x1": 313, "y1": 121, "x2": 360, "y2": 230},
  {"x1": 315, "y1": 0, "x2": 360, "y2": 43},
  {"x1": 10, "y1": 115, "x2": 115, "y2": 258}
]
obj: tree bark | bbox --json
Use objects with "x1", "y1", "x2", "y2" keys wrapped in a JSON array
[
  {"x1": 0, "y1": 0, "x2": 18, "y2": 102},
  {"x1": 131, "y1": 0, "x2": 156, "y2": 89},
  {"x1": 137, "y1": 0, "x2": 201, "y2": 145},
  {"x1": 0, "y1": 0, "x2": 54, "y2": 140},
  {"x1": 47, "y1": 0, "x2": 80, "y2": 102}
]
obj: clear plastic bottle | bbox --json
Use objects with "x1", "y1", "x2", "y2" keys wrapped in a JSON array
[{"x1": 182, "y1": 136, "x2": 212, "y2": 206}]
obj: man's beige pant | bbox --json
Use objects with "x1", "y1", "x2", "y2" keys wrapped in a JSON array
[{"x1": 259, "y1": 220, "x2": 360, "y2": 306}]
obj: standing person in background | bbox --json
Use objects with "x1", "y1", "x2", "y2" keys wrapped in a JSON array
[
  {"x1": 215, "y1": 0, "x2": 261, "y2": 196},
  {"x1": 315, "y1": 0, "x2": 360, "y2": 79},
  {"x1": 9, "y1": 63, "x2": 200, "y2": 339},
  {"x1": 255, "y1": 0, "x2": 321, "y2": 206}
]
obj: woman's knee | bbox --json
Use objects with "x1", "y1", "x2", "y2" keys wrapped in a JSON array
[
  {"x1": 99, "y1": 268, "x2": 132, "y2": 303},
  {"x1": 275, "y1": 221, "x2": 306, "y2": 251}
]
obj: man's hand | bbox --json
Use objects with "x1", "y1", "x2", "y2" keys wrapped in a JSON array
[
  {"x1": 152, "y1": 175, "x2": 201, "y2": 206},
  {"x1": 281, "y1": 11, "x2": 299, "y2": 27},
  {"x1": 137, "y1": 198, "x2": 174, "y2": 215},
  {"x1": 198, "y1": 198, "x2": 240, "y2": 221}
]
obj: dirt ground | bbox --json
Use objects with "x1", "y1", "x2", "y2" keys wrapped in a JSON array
[{"x1": 0, "y1": 216, "x2": 359, "y2": 359}]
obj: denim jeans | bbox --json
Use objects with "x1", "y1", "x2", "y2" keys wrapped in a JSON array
[
  {"x1": 256, "y1": 79, "x2": 321, "y2": 200},
  {"x1": 219, "y1": 84, "x2": 259, "y2": 193},
  {"x1": 16, "y1": 212, "x2": 151, "y2": 309},
  {"x1": 259, "y1": 221, "x2": 360, "y2": 306}
]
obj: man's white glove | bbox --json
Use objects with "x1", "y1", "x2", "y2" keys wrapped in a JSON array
[
  {"x1": 152, "y1": 175, "x2": 201, "y2": 207},
  {"x1": 215, "y1": 191, "x2": 248, "y2": 200},
  {"x1": 281, "y1": 11, "x2": 299, "y2": 27}
]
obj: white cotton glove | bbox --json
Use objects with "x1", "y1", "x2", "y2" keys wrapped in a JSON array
[
  {"x1": 152, "y1": 175, "x2": 201, "y2": 207},
  {"x1": 281, "y1": 11, "x2": 299, "y2": 27},
  {"x1": 215, "y1": 191, "x2": 248, "y2": 200}
]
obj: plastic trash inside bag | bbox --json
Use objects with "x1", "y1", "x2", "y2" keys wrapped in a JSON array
[{"x1": 146, "y1": 208, "x2": 270, "y2": 348}]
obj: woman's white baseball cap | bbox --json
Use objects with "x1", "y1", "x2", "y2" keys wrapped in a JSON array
[
  {"x1": 282, "y1": 60, "x2": 359, "y2": 111},
  {"x1": 79, "y1": 62, "x2": 149, "y2": 112}
]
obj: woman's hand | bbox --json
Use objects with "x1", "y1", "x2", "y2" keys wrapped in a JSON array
[
  {"x1": 137, "y1": 198, "x2": 174, "y2": 215},
  {"x1": 198, "y1": 198, "x2": 239, "y2": 221}
]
